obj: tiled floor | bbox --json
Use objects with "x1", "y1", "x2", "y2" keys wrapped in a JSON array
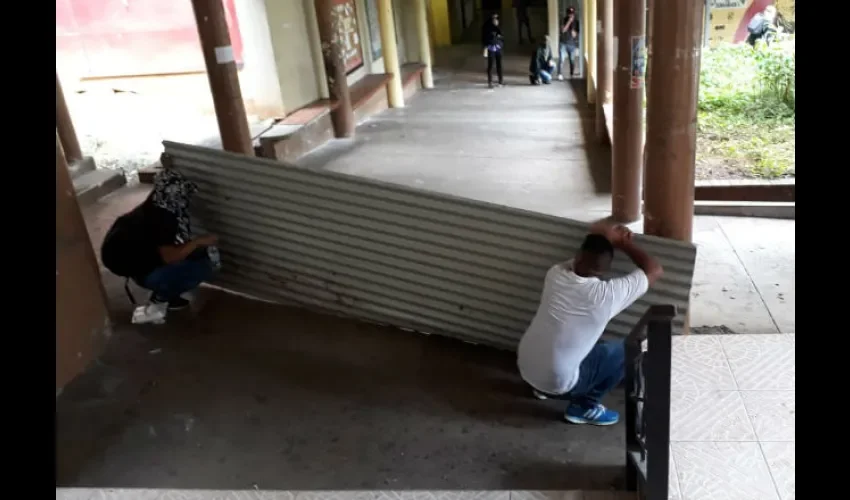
[{"x1": 668, "y1": 334, "x2": 795, "y2": 500}]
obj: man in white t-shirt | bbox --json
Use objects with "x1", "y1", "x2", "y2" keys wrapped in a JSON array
[{"x1": 517, "y1": 223, "x2": 664, "y2": 426}]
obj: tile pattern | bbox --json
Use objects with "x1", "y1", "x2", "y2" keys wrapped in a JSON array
[
  {"x1": 668, "y1": 335, "x2": 795, "y2": 500},
  {"x1": 672, "y1": 442, "x2": 778, "y2": 500},
  {"x1": 671, "y1": 337, "x2": 737, "y2": 391},
  {"x1": 669, "y1": 391, "x2": 756, "y2": 442},
  {"x1": 760, "y1": 442, "x2": 796, "y2": 500},
  {"x1": 720, "y1": 335, "x2": 795, "y2": 390}
]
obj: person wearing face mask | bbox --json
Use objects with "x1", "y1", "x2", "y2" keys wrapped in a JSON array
[{"x1": 517, "y1": 222, "x2": 664, "y2": 426}]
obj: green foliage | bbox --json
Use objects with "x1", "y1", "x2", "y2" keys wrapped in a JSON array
[{"x1": 697, "y1": 37, "x2": 795, "y2": 179}]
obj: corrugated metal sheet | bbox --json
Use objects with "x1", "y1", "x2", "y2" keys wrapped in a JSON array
[{"x1": 165, "y1": 141, "x2": 697, "y2": 351}]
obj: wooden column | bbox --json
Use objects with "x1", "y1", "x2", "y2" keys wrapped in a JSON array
[
  {"x1": 56, "y1": 132, "x2": 110, "y2": 390},
  {"x1": 415, "y1": 0, "x2": 435, "y2": 89},
  {"x1": 315, "y1": 0, "x2": 356, "y2": 137},
  {"x1": 595, "y1": 0, "x2": 613, "y2": 142},
  {"x1": 191, "y1": 0, "x2": 253, "y2": 155},
  {"x1": 611, "y1": 0, "x2": 646, "y2": 223},
  {"x1": 56, "y1": 73, "x2": 83, "y2": 163},
  {"x1": 644, "y1": 0, "x2": 705, "y2": 242},
  {"x1": 378, "y1": 0, "x2": 404, "y2": 108},
  {"x1": 585, "y1": 0, "x2": 597, "y2": 104}
]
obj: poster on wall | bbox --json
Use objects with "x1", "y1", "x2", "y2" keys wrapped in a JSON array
[
  {"x1": 364, "y1": 0, "x2": 382, "y2": 62},
  {"x1": 333, "y1": 0, "x2": 364, "y2": 74},
  {"x1": 630, "y1": 35, "x2": 646, "y2": 89}
]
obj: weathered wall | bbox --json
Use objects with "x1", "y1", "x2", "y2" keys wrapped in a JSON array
[
  {"x1": 265, "y1": 0, "x2": 322, "y2": 112},
  {"x1": 233, "y1": 0, "x2": 287, "y2": 117},
  {"x1": 398, "y1": 0, "x2": 423, "y2": 65},
  {"x1": 56, "y1": 136, "x2": 111, "y2": 391}
]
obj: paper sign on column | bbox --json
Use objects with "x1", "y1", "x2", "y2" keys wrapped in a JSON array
[
  {"x1": 597, "y1": 20, "x2": 602, "y2": 34},
  {"x1": 214, "y1": 46, "x2": 235, "y2": 64}
]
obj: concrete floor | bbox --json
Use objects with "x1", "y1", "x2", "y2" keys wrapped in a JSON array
[
  {"x1": 298, "y1": 47, "x2": 611, "y2": 222},
  {"x1": 58, "y1": 44, "x2": 794, "y2": 493}
]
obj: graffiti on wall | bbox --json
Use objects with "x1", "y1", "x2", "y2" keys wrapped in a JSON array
[
  {"x1": 708, "y1": 0, "x2": 795, "y2": 46},
  {"x1": 333, "y1": 0, "x2": 364, "y2": 74}
]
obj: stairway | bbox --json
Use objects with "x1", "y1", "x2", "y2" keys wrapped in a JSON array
[{"x1": 68, "y1": 156, "x2": 126, "y2": 207}]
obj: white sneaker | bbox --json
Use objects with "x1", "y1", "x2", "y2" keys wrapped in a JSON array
[
  {"x1": 558, "y1": 74, "x2": 564, "y2": 81},
  {"x1": 132, "y1": 302, "x2": 168, "y2": 325}
]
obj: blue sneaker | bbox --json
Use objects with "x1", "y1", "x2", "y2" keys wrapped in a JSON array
[{"x1": 564, "y1": 403, "x2": 620, "y2": 426}]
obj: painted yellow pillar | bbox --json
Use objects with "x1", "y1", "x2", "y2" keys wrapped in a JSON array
[
  {"x1": 547, "y1": 0, "x2": 560, "y2": 56},
  {"x1": 378, "y1": 0, "x2": 404, "y2": 108},
  {"x1": 428, "y1": 0, "x2": 452, "y2": 48},
  {"x1": 585, "y1": 0, "x2": 597, "y2": 103},
  {"x1": 415, "y1": 0, "x2": 435, "y2": 89}
]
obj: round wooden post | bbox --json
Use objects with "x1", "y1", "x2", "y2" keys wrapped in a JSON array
[
  {"x1": 595, "y1": 0, "x2": 613, "y2": 142},
  {"x1": 190, "y1": 0, "x2": 254, "y2": 155},
  {"x1": 644, "y1": 0, "x2": 705, "y2": 242},
  {"x1": 611, "y1": 0, "x2": 647, "y2": 223},
  {"x1": 314, "y1": 0, "x2": 356, "y2": 137},
  {"x1": 56, "y1": 73, "x2": 83, "y2": 163}
]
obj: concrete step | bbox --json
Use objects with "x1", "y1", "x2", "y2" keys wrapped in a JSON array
[
  {"x1": 72, "y1": 168, "x2": 127, "y2": 207},
  {"x1": 67, "y1": 156, "x2": 96, "y2": 179}
]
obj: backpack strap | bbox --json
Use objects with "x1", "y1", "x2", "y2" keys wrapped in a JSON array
[{"x1": 124, "y1": 277, "x2": 137, "y2": 305}]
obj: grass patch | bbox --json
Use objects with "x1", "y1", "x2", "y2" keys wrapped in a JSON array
[{"x1": 696, "y1": 39, "x2": 795, "y2": 179}]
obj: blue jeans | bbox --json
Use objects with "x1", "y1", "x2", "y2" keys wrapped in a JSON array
[
  {"x1": 559, "y1": 42, "x2": 578, "y2": 76},
  {"x1": 535, "y1": 341, "x2": 625, "y2": 409},
  {"x1": 537, "y1": 69, "x2": 552, "y2": 84},
  {"x1": 142, "y1": 249, "x2": 215, "y2": 302}
]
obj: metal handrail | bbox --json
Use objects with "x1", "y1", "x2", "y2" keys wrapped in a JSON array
[{"x1": 624, "y1": 304, "x2": 675, "y2": 500}]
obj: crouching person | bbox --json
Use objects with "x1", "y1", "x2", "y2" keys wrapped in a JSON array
[
  {"x1": 529, "y1": 36, "x2": 555, "y2": 85},
  {"x1": 101, "y1": 157, "x2": 220, "y2": 324}
]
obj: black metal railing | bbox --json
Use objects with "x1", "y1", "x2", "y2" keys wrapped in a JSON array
[{"x1": 624, "y1": 304, "x2": 675, "y2": 500}]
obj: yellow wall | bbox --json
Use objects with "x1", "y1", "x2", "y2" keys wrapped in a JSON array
[{"x1": 428, "y1": 0, "x2": 452, "y2": 47}]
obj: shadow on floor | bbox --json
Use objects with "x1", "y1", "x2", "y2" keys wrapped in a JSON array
[{"x1": 57, "y1": 286, "x2": 626, "y2": 490}]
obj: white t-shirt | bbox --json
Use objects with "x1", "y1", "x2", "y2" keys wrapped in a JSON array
[{"x1": 517, "y1": 261, "x2": 650, "y2": 395}]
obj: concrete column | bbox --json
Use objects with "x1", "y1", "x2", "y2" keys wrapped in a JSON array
[
  {"x1": 585, "y1": 0, "x2": 597, "y2": 104},
  {"x1": 378, "y1": 0, "x2": 404, "y2": 108},
  {"x1": 191, "y1": 0, "x2": 254, "y2": 155},
  {"x1": 56, "y1": 73, "x2": 83, "y2": 163},
  {"x1": 595, "y1": 0, "x2": 613, "y2": 142},
  {"x1": 415, "y1": 0, "x2": 435, "y2": 89},
  {"x1": 644, "y1": 0, "x2": 704, "y2": 242},
  {"x1": 314, "y1": 0, "x2": 355, "y2": 137},
  {"x1": 547, "y1": 0, "x2": 559, "y2": 56},
  {"x1": 611, "y1": 0, "x2": 646, "y2": 223}
]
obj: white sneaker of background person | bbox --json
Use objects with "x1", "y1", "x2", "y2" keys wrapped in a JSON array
[{"x1": 132, "y1": 301, "x2": 168, "y2": 325}]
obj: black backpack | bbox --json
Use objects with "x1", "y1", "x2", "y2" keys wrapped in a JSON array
[
  {"x1": 100, "y1": 214, "x2": 141, "y2": 304},
  {"x1": 747, "y1": 14, "x2": 767, "y2": 37}
]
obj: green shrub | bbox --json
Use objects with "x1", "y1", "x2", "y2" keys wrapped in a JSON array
[{"x1": 697, "y1": 37, "x2": 795, "y2": 179}]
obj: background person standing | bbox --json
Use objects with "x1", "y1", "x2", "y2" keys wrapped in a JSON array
[
  {"x1": 558, "y1": 6, "x2": 580, "y2": 80},
  {"x1": 481, "y1": 13, "x2": 505, "y2": 89}
]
